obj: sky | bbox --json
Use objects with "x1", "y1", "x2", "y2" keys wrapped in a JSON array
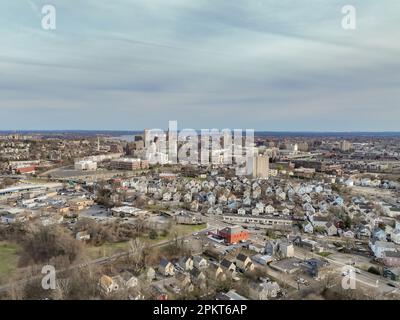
[{"x1": 0, "y1": 0, "x2": 399, "y2": 131}]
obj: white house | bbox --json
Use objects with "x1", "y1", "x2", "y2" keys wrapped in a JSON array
[
  {"x1": 193, "y1": 256, "x2": 208, "y2": 269},
  {"x1": 179, "y1": 256, "x2": 194, "y2": 271},
  {"x1": 304, "y1": 223, "x2": 314, "y2": 234},
  {"x1": 248, "y1": 281, "x2": 280, "y2": 300},
  {"x1": 369, "y1": 240, "x2": 397, "y2": 258},
  {"x1": 265, "y1": 205, "x2": 275, "y2": 214},
  {"x1": 256, "y1": 202, "x2": 265, "y2": 213}
]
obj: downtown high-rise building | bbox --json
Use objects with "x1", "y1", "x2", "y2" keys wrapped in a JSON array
[{"x1": 246, "y1": 153, "x2": 269, "y2": 179}]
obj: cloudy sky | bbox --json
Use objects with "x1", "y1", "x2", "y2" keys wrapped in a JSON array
[{"x1": 0, "y1": 0, "x2": 399, "y2": 131}]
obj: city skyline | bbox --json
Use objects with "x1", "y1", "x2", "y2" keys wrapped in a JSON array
[{"x1": 1, "y1": 1, "x2": 399, "y2": 131}]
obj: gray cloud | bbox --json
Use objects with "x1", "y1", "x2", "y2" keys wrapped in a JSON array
[{"x1": 0, "y1": 0, "x2": 399, "y2": 130}]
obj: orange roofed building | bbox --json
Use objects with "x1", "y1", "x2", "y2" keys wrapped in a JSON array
[{"x1": 218, "y1": 225, "x2": 249, "y2": 244}]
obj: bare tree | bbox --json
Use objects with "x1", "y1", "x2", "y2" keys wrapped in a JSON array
[{"x1": 128, "y1": 238, "x2": 146, "y2": 274}]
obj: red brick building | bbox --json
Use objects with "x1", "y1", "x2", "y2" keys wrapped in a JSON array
[
  {"x1": 15, "y1": 165, "x2": 36, "y2": 174},
  {"x1": 218, "y1": 226, "x2": 249, "y2": 244}
]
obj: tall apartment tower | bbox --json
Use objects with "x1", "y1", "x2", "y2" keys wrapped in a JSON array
[
  {"x1": 339, "y1": 140, "x2": 352, "y2": 152},
  {"x1": 246, "y1": 153, "x2": 269, "y2": 179},
  {"x1": 143, "y1": 129, "x2": 150, "y2": 148}
]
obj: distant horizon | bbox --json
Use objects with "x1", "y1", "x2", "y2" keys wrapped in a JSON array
[
  {"x1": 1, "y1": 129, "x2": 400, "y2": 132},
  {"x1": 1, "y1": 129, "x2": 400, "y2": 135}
]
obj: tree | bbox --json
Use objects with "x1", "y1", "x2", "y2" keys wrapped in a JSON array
[
  {"x1": 149, "y1": 229, "x2": 158, "y2": 240},
  {"x1": 344, "y1": 215, "x2": 352, "y2": 229},
  {"x1": 20, "y1": 225, "x2": 84, "y2": 267},
  {"x1": 314, "y1": 226, "x2": 326, "y2": 234},
  {"x1": 367, "y1": 266, "x2": 381, "y2": 275},
  {"x1": 128, "y1": 238, "x2": 146, "y2": 274},
  {"x1": 95, "y1": 185, "x2": 112, "y2": 207}
]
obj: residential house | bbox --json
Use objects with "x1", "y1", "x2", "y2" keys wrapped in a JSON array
[
  {"x1": 75, "y1": 231, "x2": 90, "y2": 241},
  {"x1": 334, "y1": 196, "x2": 344, "y2": 206},
  {"x1": 145, "y1": 267, "x2": 156, "y2": 282},
  {"x1": 369, "y1": 240, "x2": 397, "y2": 258},
  {"x1": 190, "y1": 268, "x2": 206, "y2": 285},
  {"x1": 278, "y1": 242, "x2": 294, "y2": 258},
  {"x1": 248, "y1": 281, "x2": 280, "y2": 300},
  {"x1": 98, "y1": 275, "x2": 119, "y2": 294},
  {"x1": 326, "y1": 222, "x2": 338, "y2": 236},
  {"x1": 300, "y1": 258, "x2": 329, "y2": 278},
  {"x1": 193, "y1": 255, "x2": 208, "y2": 269},
  {"x1": 1, "y1": 214, "x2": 16, "y2": 224},
  {"x1": 216, "y1": 290, "x2": 248, "y2": 300},
  {"x1": 220, "y1": 259, "x2": 236, "y2": 274},
  {"x1": 218, "y1": 194, "x2": 227, "y2": 205},
  {"x1": 265, "y1": 205, "x2": 275, "y2": 214},
  {"x1": 173, "y1": 192, "x2": 182, "y2": 202},
  {"x1": 313, "y1": 216, "x2": 329, "y2": 228},
  {"x1": 207, "y1": 193, "x2": 216, "y2": 205},
  {"x1": 342, "y1": 230, "x2": 355, "y2": 238},
  {"x1": 265, "y1": 241, "x2": 278, "y2": 256},
  {"x1": 382, "y1": 251, "x2": 400, "y2": 267},
  {"x1": 151, "y1": 284, "x2": 168, "y2": 300},
  {"x1": 373, "y1": 229, "x2": 388, "y2": 241},
  {"x1": 391, "y1": 229, "x2": 400, "y2": 244},
  {"x1": 183, "y1": 193, "x2": 192, "y2": 203},
  {"x1": 162, "y1": 192, "x2": 172, "y2": 201},
  {"x1": 159, "y1": 258, "x2": 175, "y2": 276},
  {"x1": 120, "y1": 271, "x2": 139, "y2": 288},
  {"x1": 243, "y1": 196, "x2": 252, "y2": 206},
  {"x1": 236, "y1": 253, "x2": 255, "y2": 272},
  {"x1": 303, "y1": 203, "x2": 316, "y2": 214},
  {"x1": 178, "y1": 256, "x2": 194, "y2": 271},
  {"x1": 207, "y1": 263, "x2": 226, "y2": 282},
  {"x1": 214, "y1": 207, "x2": 223, "y2": 215},
  {"x1": 248, "y1": 243, "x2": 265, "y2": 254},
  {"x1": 304, "y1": 223, "x2": 314, "y2": 234},
  {"x1": 256, "y1": 203, "x2": 265, "y2": 214},
  {"x1": 190, "y1": 200, "x2": 199, "y2": 212},
  {"x1": 356, "y1": 226, "x2": 371, "y2": 239},
  {"x1": 174, "y1": 272, "x2": 193, "y2": 292}
]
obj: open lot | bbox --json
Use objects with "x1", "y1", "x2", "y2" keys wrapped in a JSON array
[
  {"x1": 350, "y1": 185, "x2": 398, "y2": 204},
  {"x1": 86, "y1": 223, "x2": 207, "y2": 259},
  {"x1": 0, "y1": 242, "x2": 20, "y2": 284}
]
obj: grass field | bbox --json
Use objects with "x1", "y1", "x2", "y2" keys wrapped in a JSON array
[
  {"x1": 86, "y1": 241, "x2": 131, "y2": 259},
  {"x1": 86, "y1": 223, "x2": 207, "y2": 259},
  {"x1": 317, "y1": 251, "x2": 332, "y2": 257},
  {"x1": 0, "y1": 242, "x2": 20, "y2": 283}
]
